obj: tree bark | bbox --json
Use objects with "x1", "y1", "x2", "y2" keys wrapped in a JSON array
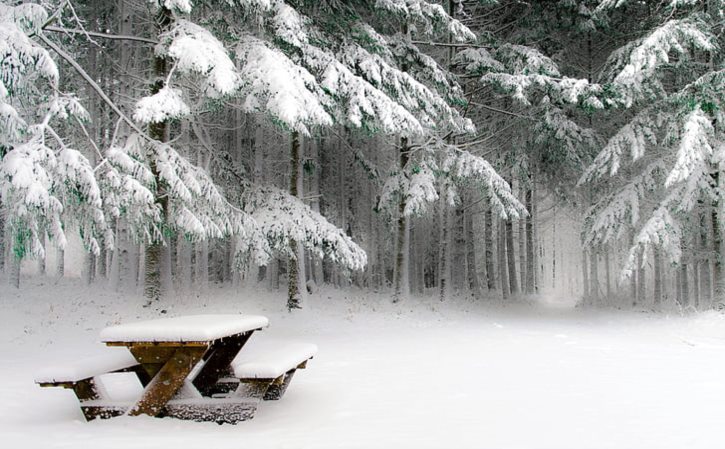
[
  {"x1": 525, "y1": 182, "x2": 535, "y2": 294},
  {"x1": 653, "y1": 246, "x2": 662, "y2": 307},
  {"x1": 38, "y1": 232, "x2": 46, "y2": 276},
  {"x1": 57, "y1": 248, "x2": 65, "y2": 278},
  {"x1": 712, "y1": 198, "x2": 723, "y2": 306},
  {"x1": 590, "y1": 247, "x2": 599, "y2": 304},
  {"x1": 499, "y1": 218, "x2": 510, "y2": 300},
  {"x1": 465, "y1": 204, "x2": 479, "y2": 294},
  {"x1": 637, "y1": 251, "x2": 646, "y2": 306},
  {"x1": 10, "y1": 252, "x2": 20, "y2": 289},
  {"x1": 505, "y1": 216, "x2": 518, "y2": 295},
  {"x1": 0, "y1": 204, "x2": 4, "y2": 273},
  {"x1": 438, "y1": 184, "x2": 450, "y2": 301},
  {"x1": 581, "y1": 250, "x2": 589, "y2": 302},
  {"x1": 393, "y1": 136, "x2": 410, "y2": 302},
  {"x1": 288, "y1": 131, "x2": 303, "y2": 310},
  {"x1": 629, "y1": 231, "x2": 637, "y2": 305},
  {"x1": 484, "y1": 207, "x2": 495, "y2": 291},
  {"x1": 680, "y1": 236, "x2": 689, "y2": 307},
  {"x1": 143, "y1": 5, "x2": 173, "y2": 305}
]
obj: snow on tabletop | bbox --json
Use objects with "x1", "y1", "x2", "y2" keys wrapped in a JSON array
[
  {"x1": 232, "y1": 340, "x2": 317, "y2": 379},
  {"x1": 100, "y1": 314, "x2": 269, "y2": 343},
  {"x1": 35, "y1": 348, "x2": 138, "y2": 383}
]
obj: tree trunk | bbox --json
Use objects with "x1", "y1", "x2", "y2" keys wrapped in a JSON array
[
  {"x1": 525, "y1": 183, "x2": 535, "y2": 294},
  {"x1": 484, "y1": 207, "x2": 495, "y2": 291},
  {"x1": 699, "y1": 208, "x2": 711, "y2": 307},
  {"x1": 37, "y1": 232, "x2": 46, "y2": 276},
  {"x1": 393, "y1": 136, "x2": 410, "y2": 302},
  {"x1": 605, "y1": 247, "x2": 611, "y2": 300},
  {"x1": 143, "y1": 5, "x2": 173, "y2": 305},
  {"x1": 505, "y1": 216, "x2": 518, "y2": 295},
  {"x1": 465, "y1": 204, "x2": 479, "y2": 294},
  {"x1": 83, "y1": 252, "x2": 95, "y2": 285},
  {"x1": 637, "y1": 251, "x2": 646, "y2": 306},
  {"x1": 0, "y1": 204, "x2": 5, "y2": 273},
  {"x1": 680, "y1": 239, "x2": 689, "y2": 307},
  {"x1": 287, "y1": 131, "x2": 303, "y2": 310},
  {"x1": 438, "y1": 184, "x2": 450, "y2": 301},
  {"x1": 653, "y1": 246, "x2": 662, "y2": 307},
  {"x1": 629, "y1": 231, "x2": 637, "y2": 305},
  {"x1": 57, "y1": 248, "x2": 65, "y2": 278},
  {"x1": 10, "y1": 252, "x2": 20, "y2": 289},
  {"x1": 581, "y1": 250, "x2": 589, "y2": 302},
  {"x1": 712, "y1": 199, "x2": 723, "y2": 306},
  {"x1": 499, "y1": 218, "x2": 510, "y2": 300},
  {"x1": 590, "y1": 247, "x2": 599, "y2": 304},
  {"x1": 453, "y1": 203, "x2": 466, "y2": 293}
]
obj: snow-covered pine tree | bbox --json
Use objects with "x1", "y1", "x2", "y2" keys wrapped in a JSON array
[
  {"x1": 581, "y1": 0, "x2": 723, "y2": 308},
  {"x1": 0, "y1": 3, "x2": 110, "y2": 288}
]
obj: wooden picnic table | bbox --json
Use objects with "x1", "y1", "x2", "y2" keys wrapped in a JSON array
[{"x1": 98, "y1": 314, "x2": 268, "y2": 420}]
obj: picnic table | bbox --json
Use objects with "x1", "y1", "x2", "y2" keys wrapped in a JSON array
[{"x1": 36, "y1": 314, "x2": 317, "y2": 424}]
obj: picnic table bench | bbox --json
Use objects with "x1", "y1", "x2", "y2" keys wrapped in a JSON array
[{"x1": 35, "y1": 314, "x2": 316, "y2": 424}]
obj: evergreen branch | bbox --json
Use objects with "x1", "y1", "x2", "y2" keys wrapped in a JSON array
[
  {"x1": 37, "y1": 32, "x2": 148, "y2": 139},
  {"x1": 44, "y1": 26, "x2": 159, "y2": 45}
]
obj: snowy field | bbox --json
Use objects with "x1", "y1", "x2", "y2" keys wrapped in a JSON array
[{"x1": 2, "y1": 279, "x2": 725, "y2": 449}]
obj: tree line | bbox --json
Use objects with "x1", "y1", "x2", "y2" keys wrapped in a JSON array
[{"x1": 0, "y1": 0, "x2": 723, "y2": 311}]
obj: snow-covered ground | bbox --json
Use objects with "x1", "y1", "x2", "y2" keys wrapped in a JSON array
[{"x1": 2, "y1": 278, "x2": 725, "y2": 449}]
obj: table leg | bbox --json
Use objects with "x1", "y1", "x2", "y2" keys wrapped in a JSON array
[
  {"x1": 128, "y1": 346, "x2": 207, "y2": 417},
  {"x1": 193, "y1": 332, "x2": 252, "y2": 396}
]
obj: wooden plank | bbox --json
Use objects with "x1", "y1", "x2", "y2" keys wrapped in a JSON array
[
  {"x1": 127, "y1": 345, "x2": 207, "y2": 417},
  {"x1": 129, "y1": 346, "x2": 178, "y2": 364},
  {"x1": 71, "y1": 378, "x2": 102, "y2": 402},
  {"x1": 235, "y1": 379, "x2": 270, "y2": 400},
  {"x1": 37, "y1": 379, "x2": 101, "y2": 402},
  {"x1": 263, "y1": 370, "x2": 296, "y2": 401},
  {"x1": 193, "y1": 332, "x2": 252, "y2": 396},
  {"x1": 105, "y1": 341, "x2": 209, "y2": 347},
  {"x1": 81, "y1": 404, "x2": 128, "y2": 421}
]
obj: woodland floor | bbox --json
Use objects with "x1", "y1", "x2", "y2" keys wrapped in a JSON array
[{"x1": 2, "y1": 278, "x2": 725, "y2": 449}]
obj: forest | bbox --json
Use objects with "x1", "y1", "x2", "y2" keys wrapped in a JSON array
[
  {"x1": 4, "y1": 1, "x2": 725, "y2": 447},
  {"x1": 1, "y1": 0, "x2": 724, "y2": 311}
]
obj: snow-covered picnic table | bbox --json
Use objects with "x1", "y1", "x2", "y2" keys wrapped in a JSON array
[
  {"x1": 36, "y1": 314, "x2": 318, "y2": 423},
  {"x1": 95, "y1": 314, "x2": 270, "y2": 421},
  {"x1": 36, "y1": 314, "x2": 317, "y2": 423}
]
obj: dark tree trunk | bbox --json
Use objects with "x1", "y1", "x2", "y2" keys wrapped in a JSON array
[
  {"x1": 287, "y1": 131, "x2": 302, "y2": 311},
  {"x1": 393, "y1": 136, "x2": 410, "y2": 302},
  {"x1": 484, "y1": 207, "x2": 495, "y2": 291},
  {"x1": 144, "y1": 5, "x2": 173, "y2": 305}
]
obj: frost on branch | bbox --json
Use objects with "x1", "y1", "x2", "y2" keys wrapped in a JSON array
[
  {"x1": 583, "y1": 162, "x2": 664, "y2": 247},
  {"x1": 336, "y1": 43, "x2": 472, "y2": 133},
  {"x1": 665, "y1": 108, "x2": 714, "y2": 187},
  {"x1": 602, "y1": 19, "x2": 715, "y2": 106},
  {"x1": 304, "y1": 46, "x2": 423, "y2": 136},
  {"x1": 374, "y1": 0, "x2": 476, "y2": 42},
  {"x1": 442, "y1": 147, "x2": 526, "y2": 220},
  {"x1": 236, "y1": 37, "x2": 333, "y2": 135},
  {"x1": 245, "y1": 186, "x2": 367, "y2": 271},
  {"x1": 158, "y1": 20, "x2": 240, "y2": 97},
  {"x1": 0, "y1": 136, "x2": 108, "y2": 258},
  {"x1": 621, "y1": 208, "x2": 682, "y2": 280},
  {"x1": 101, "y1": 134, "x2": 269, "y2": 265},
  {"x1": 0, "y1": 3, "x2": 108, "y2": 260},
  {"x1": 580, "y1": 109, "x2": 661, "y2": 182},
  {"x1": 476, "y1": 44, "x2": 603, "y2": 108},
  {"x1": 454, "y1": 48, "x2": 505, "y2": 75},
  {"x1": 378, "y1": 158, "x2": 440, "y2": 217},
  {"x1": 534, "y1": 108, "x2": 599, "y2": 173},
  {"x1": 133, "y1": 86, "x2": 190, "y2": 124}
]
